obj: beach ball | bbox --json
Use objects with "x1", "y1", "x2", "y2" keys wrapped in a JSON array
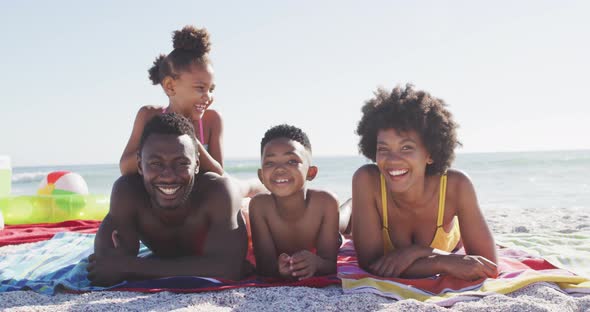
[
  {"x1": 37, "y1": 171, "x2": 89, "y2": 220},
  {"x1": 37, "y1": 171, "x2": 89, "y2": 196}
]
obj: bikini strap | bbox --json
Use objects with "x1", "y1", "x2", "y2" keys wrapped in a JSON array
[
  {"x1": 380, "y1": 174, "x2": 388, "y2": 230},
  {"x1": 436, "y1": 173, "x2": 448, "y2": 227}
]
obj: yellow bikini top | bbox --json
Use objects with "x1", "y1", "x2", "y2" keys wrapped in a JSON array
[{"x1": 380, "y1": 173, "x2": 461, "y2": 254}]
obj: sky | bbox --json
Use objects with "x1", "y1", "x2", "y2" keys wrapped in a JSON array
[{"x1": 1, "y1": 1, "x2": 589, "y2": 167}]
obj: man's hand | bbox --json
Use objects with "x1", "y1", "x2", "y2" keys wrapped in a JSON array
[
  {"x1": 289, "y1": 250, "x2": 319, "y2": 280},
  {"x1": 87, "y1": 230, "x2": 131, "y2": 286}
]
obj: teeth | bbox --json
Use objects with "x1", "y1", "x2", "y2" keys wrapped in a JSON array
[
  {"x1": 274, "y1": 179, "x2": 289, "y2": 183},
  {"x1": 389, "y1": 169, "x2": 408, "y2": 177},
  {"x1": 195, "y1": 105, "x2": 207, "y2": 110},
  {"x1": 157, "y1": 186, "x2": 180, "y2": 195}
]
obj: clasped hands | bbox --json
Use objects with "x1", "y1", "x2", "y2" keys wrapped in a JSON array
[{"x1": 277, "y1": 250, "x2": 318, "y2": 280}]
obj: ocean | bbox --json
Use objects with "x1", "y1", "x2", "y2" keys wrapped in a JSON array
[
  {"x1": 7, "y1": 150, "x2": 590, "y2": 276},
  {"x1": 11, "y1": 150, "x2": 590, "y2": 208}
]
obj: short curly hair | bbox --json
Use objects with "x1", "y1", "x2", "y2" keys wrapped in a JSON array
[
  {"x1": 356, "y1": 84, "x2": 460, "y2": 175},
  {"x1": 148, "y1": 25, "x2": 212, "y2": 85},
  {"x1": 139, "y1": 113, "x2": 198, "y2": 156},
  {"x1": 260, "y1": 124, "x2": 312, "y2": 155}
]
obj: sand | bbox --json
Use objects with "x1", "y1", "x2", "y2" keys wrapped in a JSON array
[{"x1": 1, "y1": 207, "x2": 589, "y2": 312}]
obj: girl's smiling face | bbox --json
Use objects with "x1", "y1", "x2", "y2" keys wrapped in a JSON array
[
  {"x1": 375, "y1": 128, "x2": 433, "y2": 193},
  {"x1": 168, "y1": 63, "x2": 215, "y2": 120}
]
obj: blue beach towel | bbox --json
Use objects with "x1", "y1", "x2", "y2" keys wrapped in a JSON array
[
  {"x1": 0, "y1": 232, "x2": 339, "y2": 295},
  {"x1": 0, "y1": 232, "x2": 117, "y2": 294}
]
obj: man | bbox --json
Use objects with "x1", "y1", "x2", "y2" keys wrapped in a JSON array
[{"x1": 87, "y1": 113, "x2": 248, "y2": 286}]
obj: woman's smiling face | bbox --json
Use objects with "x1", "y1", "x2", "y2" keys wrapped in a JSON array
[{"x1": 375, "y1": 128, "x2": 432, "y2": 193}]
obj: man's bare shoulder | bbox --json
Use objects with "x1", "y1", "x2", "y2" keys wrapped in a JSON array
[
  {"x1": 111, "y1": 174, "x2": 144, "y2": 199},
  {"x1": 109, "y1": 174, "x2": 146, "y2": 215},
  {"x1": 195, "y1": 172, "x2": 242, "y2": 216},
  {"x1": 196, "y1": 172, "x2": 236, "y2": 197}
]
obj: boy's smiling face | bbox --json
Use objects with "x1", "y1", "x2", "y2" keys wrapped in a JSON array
[{"x1": 258, "y1": 138, "x2": 317, "y2": 197}]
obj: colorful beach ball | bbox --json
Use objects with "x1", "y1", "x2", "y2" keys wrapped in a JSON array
[{"x1": 37, "y1": 171, "x2": 89, "y2": 196}]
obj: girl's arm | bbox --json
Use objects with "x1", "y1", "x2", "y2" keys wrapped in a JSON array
[
  {"x1": 119, "y1": 107, "x2": 160, "y2": 175},
  {"x1": 195, "y1": 110, "x2": 223, "y2": 175},
  {"x1": 204, "y1": 109, "x2": 223, "y2": 168}
]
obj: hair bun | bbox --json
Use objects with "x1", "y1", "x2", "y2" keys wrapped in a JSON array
[{"x1": 172, "y1": 25, "x2": 211, "y2": 55}]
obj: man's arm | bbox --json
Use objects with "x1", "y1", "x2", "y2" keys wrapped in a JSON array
[
  {"x1": 94, "y1": 176, "x2": 141, "y2": 256},
  {"x1": 88, "y1": 176, "x2": 142, "y2": 286}
]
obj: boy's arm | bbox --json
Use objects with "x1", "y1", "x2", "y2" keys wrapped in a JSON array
[
  {"x1": 122, "y1": 175, "x2": 247, "y2": 281},
  {"x1": 249, "y1": 196, "x2": 282, "y2": 277},
  {"x1": 309, "y1": 193, "x2": 339, "y2": 276}
]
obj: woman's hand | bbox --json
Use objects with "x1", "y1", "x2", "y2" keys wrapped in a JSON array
[{"x1": 440, "y1": 254, "x2": 498, "y2": 281}]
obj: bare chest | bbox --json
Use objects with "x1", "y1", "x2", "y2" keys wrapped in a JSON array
[
  {"x1": 268, "y1": 214, "x2": 321, "y2": 254},
  {"x1": 137, "y1": 212, "x2": 209, "y2": 257}
]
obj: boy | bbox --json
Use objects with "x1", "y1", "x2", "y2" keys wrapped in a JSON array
[{"x1": 249, "y1": 124, "x2": 340, "y2": 280}]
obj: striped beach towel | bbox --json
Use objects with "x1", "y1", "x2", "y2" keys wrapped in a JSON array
[
  {"x1": 0, "y1": 232, "x2": 339, "y2": 295},
  {"x1": 337, "y1": 239, "x2": 590, "y2": 306}
]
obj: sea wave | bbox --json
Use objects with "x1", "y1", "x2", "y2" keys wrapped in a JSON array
[{"x1": 12, "y1": 171, "x2": 50, "y2": 184}]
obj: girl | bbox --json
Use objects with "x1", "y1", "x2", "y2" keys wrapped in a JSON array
[
  {"x1": 120, "y1": 25, "x2": 223, "y2": 176},
  {"x1": 352, "y1": 84, "x2": 498, "y2": 281}
]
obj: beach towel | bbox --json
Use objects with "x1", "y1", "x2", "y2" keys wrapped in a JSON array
[
  {"x1": 0, "y1": 232, "x2": 339, "y2": 295},
  {"x1": 0, "y1": 220, "x2": 101, "y2": 247},
  {"x1": 338, "y1": 239, "x2": 590, "y2": 306}
]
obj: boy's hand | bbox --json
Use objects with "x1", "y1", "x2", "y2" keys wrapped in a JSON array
[
  {"x1": 369, "y1": 245, "x2": 427, "y2": 277},
  {"x1": 278, "y1": 253, "x2": 293, "y2": 278},
  {"x1": 440, "y1": 254, "x2": 498, "y2": 281},
  {"x1": 289, "y1": 250, "x2": 318, "y2": 280}
]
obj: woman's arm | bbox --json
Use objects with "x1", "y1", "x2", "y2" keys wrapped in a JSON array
[
  {"x1": 351, "y1": 165, "x2": 385, "y2": 271},
  {"x1": 452, "y1": 170, "x2": 497, "y2": 264},
  {"x1": 394, "y1": 170, "x2": 498, "y2": 279}
]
